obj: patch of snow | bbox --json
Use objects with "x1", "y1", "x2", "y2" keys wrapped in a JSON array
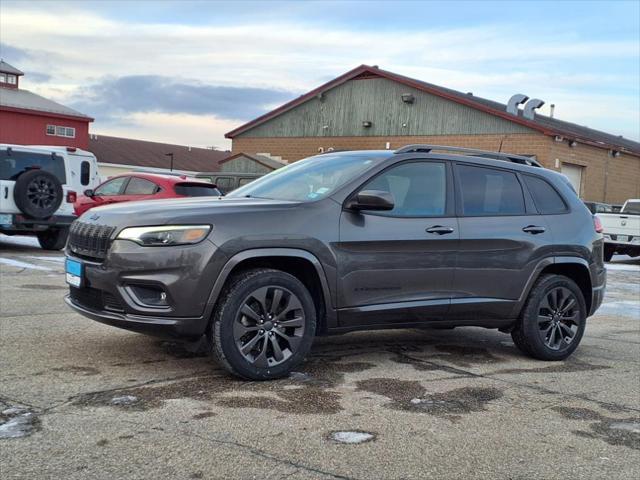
[
  {"x1": 0, "y1": 235, "x2": 40, "y2": 248},
  {"x1": 598, "y1": 300, "x2": 640, "y2": 319},
  {"x1": 410, "y1": 398, "x2": 447, "y2": 406},
  {"x1": 0, "y1": 257, "x2": 51, "y2": 271},
  {"x1": 330, "y1": 430, "x2": 375, "y2": 444},
  {"x1": 110, "y1": 395, "x2": 138, "y2": 406},
  {"x1": 606, "y1": 263, "x2": 640, "y2": 272},
  {"x1": 0, "y1": 409, "x2": 38, "y2": 439},
  {"x1": 609, "y1": 421, "x2": 640, "y2": 434},
  {"x1": 28, "y1": 256, "x2": 65, "y2": 263}
]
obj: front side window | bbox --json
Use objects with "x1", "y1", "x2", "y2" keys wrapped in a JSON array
[
  {"x1": 360, "y1": 162, "x2": 447, "y2": 217},
  {"x1": 228, "y1": 152, "x2": 385, "y2": 202},
  {"x1": 124, "y1": 177, "x2": 158, "y2": 195},
  {"x1": 458, "y1": 164, "x2": 525, "y2": 216},
  {"x1": 94, "y1": 177, "x2": 127, "y2": 196},
  {"x1": 523, "y1": 175, "x2": 567, "y2": 214}
]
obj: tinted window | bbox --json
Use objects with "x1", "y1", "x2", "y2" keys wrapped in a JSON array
[
  {"x1": 523, "y1": 175, "x2": 567, "y2": 214},
  {"x1": 238, "y1": 177, "x2": 255, "y2": 187},
  {"x1": 80, "y1": 161, "x2": 90, "y2": 186},
  {"x1": 458, "y1": 165, "x2": 525, "y2": 216},
  {"x1": 622, "y1": 201, "x2": 640, "y2": 215},
  {"x1": 215, "y1": 177, "x2": 235, "y2": 191},
  {"x1": 174, "y1": 183, "x2": 221, "y2": 197},
  {"x1": 0, "y1": 150, "x2": 66, "y2": 183},
  {"x1": 94, "y1": 177, "x2": 127, "y2": 196},
  {"x1": 125, "y1": 177, "x2": 158, "y2": 195},
  {"x1": 362, "y1": 162, "x2": 446, "y2": 217}
]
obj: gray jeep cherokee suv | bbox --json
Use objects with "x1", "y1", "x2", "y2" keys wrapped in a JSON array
[{"x1": 65, "y1": 145, "x2": 606, "y2": 380}]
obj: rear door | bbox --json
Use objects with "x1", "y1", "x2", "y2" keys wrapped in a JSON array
[
  {"x1": 337, "y1": 159, "x2": 458, "y2": 327},
  {"x1": 452, "y1": 163, "x2": 550, "y2": 320}
]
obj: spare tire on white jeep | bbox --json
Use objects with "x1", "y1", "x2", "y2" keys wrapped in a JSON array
[{"x1": 14, "y1": 169, "x2": 64, "y2": 219}]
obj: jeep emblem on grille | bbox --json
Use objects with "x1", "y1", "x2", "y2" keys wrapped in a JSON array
[{"x1": 89, "y1": 213, "x2": 100, "y2": 221}]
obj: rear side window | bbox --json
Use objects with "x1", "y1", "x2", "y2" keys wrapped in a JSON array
[
  {"x1": 523, "y1": 175, "x2": 568, "y2": 214},
  {"x1": 125, "y1": 177, "x2": 159, "y2": 195},
  {"x1": 0, "y1": 150, "x2": 66, "y2": 183},
  {"x1": 174, "y1": 183, "x2": 221, "y2": 197},
  {"x1": 458, "y1": 164, "x2": 525, "y2": 216},
  {"x1": 622, "y1": 201, "x2": 640, "y2": 215},
  {"x1": 80, "y1": 161, "x2": 91, "y2": 186}
]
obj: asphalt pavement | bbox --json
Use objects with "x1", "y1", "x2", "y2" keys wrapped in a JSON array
[{"x1": 1, "y1": 235, "x2": 639, "y2": 479}]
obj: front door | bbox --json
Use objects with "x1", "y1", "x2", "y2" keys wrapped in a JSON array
[
  {"x1": 452, "y1": 163, "x2": 550, "y2": 320},
  {"x1": 335, "y1": 160, "x2": 458, "y2": 327}
]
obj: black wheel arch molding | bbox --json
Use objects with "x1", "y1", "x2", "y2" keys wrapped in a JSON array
[{"x1": 203, "y1": 248, "x2": 337, "y2": 331}]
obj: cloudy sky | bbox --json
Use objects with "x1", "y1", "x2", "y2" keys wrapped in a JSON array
[{"x1": 1, "y1": 0, "x2": 638, "y2": 149}]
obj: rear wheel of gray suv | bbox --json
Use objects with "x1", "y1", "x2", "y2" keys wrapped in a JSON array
[
  {"x1": 211, "y1": 268, "x2": 316, "y2": 380},
  {"x1": 511, "y1": 274, "x2": 587, "y2": 361}
]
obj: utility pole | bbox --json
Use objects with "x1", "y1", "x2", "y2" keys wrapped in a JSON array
[{"x1": 165, "y1": 152, "x2": 174, "y2": 171}]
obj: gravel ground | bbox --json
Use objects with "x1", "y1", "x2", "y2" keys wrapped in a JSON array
[{"x1": 1, "y1": 235, "x2": 639, "y2": 480}]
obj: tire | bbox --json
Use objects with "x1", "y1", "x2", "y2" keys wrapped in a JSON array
[
  {"x1": 511, "y1": 274, "x2": 587, "y2": 361},
  {"x1": 604, "y1": 245, "x2": 615, "y2": 262},
  {"x1": 211, "y1": 268, "x2": 317, "y2": 380},
  {"x1": 37, "y1": 228, "x2": 69, "y2": 250},
  {"x1": 13, "y1": 170, "x2": 63, "y2": 219}
]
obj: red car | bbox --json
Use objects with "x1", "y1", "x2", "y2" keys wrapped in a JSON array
[{"x1": 74, "y1": 173, "x2": 222, "y2": 216}]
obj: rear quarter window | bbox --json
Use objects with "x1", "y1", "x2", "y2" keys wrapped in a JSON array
[
  {"x1": 0, "y1": 150, "x2": 66, "y2": 183},
  {"x1": 523, "y1": 175, "x2": 568, "y2": 214},
  {"x1": 174, "y1": 183, "x2": 222, "y2": 197}
]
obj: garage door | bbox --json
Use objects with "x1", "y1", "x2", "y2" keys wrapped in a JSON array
[{"x1": 561, "y1": 163, "x2": 584, "y2": 196}]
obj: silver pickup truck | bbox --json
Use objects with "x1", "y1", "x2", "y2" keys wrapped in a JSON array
[{"x1": 598, "y1": 199, "x2": 640, "y2": 261}]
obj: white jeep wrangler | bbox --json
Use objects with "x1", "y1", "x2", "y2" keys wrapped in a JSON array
[{"x1": 0, "y1": 144, "x2": 101, "y2": 250}]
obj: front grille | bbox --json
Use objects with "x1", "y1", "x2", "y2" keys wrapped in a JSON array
[
  {"x1": 70, "y1": 287, "x2": 124, "y2": 313},
  {"x1": 68, "y1": 221, "x2": 115, "y2": 261}
]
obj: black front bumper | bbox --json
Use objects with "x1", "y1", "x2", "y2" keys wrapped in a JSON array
[{"x1": 65, "y1": 295, "x2": 206, "y2": 339}]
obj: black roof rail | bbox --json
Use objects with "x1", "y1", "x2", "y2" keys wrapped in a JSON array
[{"x1": 394, "y1": 144, "x2": 542, "y2": 168}]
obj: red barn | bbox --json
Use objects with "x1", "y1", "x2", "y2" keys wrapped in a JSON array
[{"x1": 0, "y1": 60, "x2": 93, "y2": 149}]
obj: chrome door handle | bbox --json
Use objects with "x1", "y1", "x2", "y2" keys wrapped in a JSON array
[
  {"x1": 426, "y1": 225, "x2": 454, "y2": 235},
  {"x1": 522, "y1": 225, "x2": 546, "y2": 234}
]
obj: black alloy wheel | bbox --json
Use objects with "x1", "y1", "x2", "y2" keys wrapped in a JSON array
[
  {"x1": 234, "y1": 285, "x2": 306, "y2": 368},
  {"x1": 536, "y1": 286, "x2": 581, "y2": 351}
]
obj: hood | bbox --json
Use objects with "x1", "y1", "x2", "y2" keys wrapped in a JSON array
[{"x1": 77, "y1": 196, "x2": 299, "y2": 228}]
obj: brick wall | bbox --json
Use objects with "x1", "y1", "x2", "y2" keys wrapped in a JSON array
[{"x1": 232, "y1": 133, "x2": 640, "y2": 203}]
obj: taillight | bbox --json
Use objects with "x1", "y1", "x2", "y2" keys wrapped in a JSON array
[
  {"x1": 67, "y1": 191, "x2": 77, "y2": 203},
  {"x1": 593, "y1": 215, "x2": 604, "y2": 234}
]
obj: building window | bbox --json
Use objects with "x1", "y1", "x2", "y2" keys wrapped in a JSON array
[
  {"x1": 0, "y1": 73, "x2": 6, "y2": 83},
  {"x1": 46, "y1": 125, "x2": 76, "y2": 138},
  {"x1": 7, "y1": 74, "x2": 16, "y2": 85}
]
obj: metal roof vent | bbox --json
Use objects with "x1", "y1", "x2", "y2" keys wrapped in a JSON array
[
  {"x1": 523, "y1": 98, "x2": 545, "y2": 120},
  {"x1": 506, "y1": 94, "x2": 529, "y2": 115}
]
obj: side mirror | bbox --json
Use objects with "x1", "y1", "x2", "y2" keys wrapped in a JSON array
[
  {"x1": 346, "y1": 190, "x2": 394, "y2": 211},
  {"x1": 83, "y1": 189, "x2": 94, "y2": 198}
]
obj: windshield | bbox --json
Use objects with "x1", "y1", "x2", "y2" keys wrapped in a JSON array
[{"x1": 227, "y1": 152, "x2": 385, "y2": 202}]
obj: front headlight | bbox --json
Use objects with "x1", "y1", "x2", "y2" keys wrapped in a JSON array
[{"x1": 117, "y1": 225, "x2": 211, "y2": 246}]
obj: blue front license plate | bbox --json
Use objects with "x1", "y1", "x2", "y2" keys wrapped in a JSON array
[{"x1": 65, "y1": 258, "x2": 83, "y2": 287}]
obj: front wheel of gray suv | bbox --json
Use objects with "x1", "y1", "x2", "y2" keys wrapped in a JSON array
[
  {"x1": 511, "y1": 274, "x2": 587, "y2": 361},
  {"x1": 211, "y1": 268, "x2": 317, "y2": 380}
]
